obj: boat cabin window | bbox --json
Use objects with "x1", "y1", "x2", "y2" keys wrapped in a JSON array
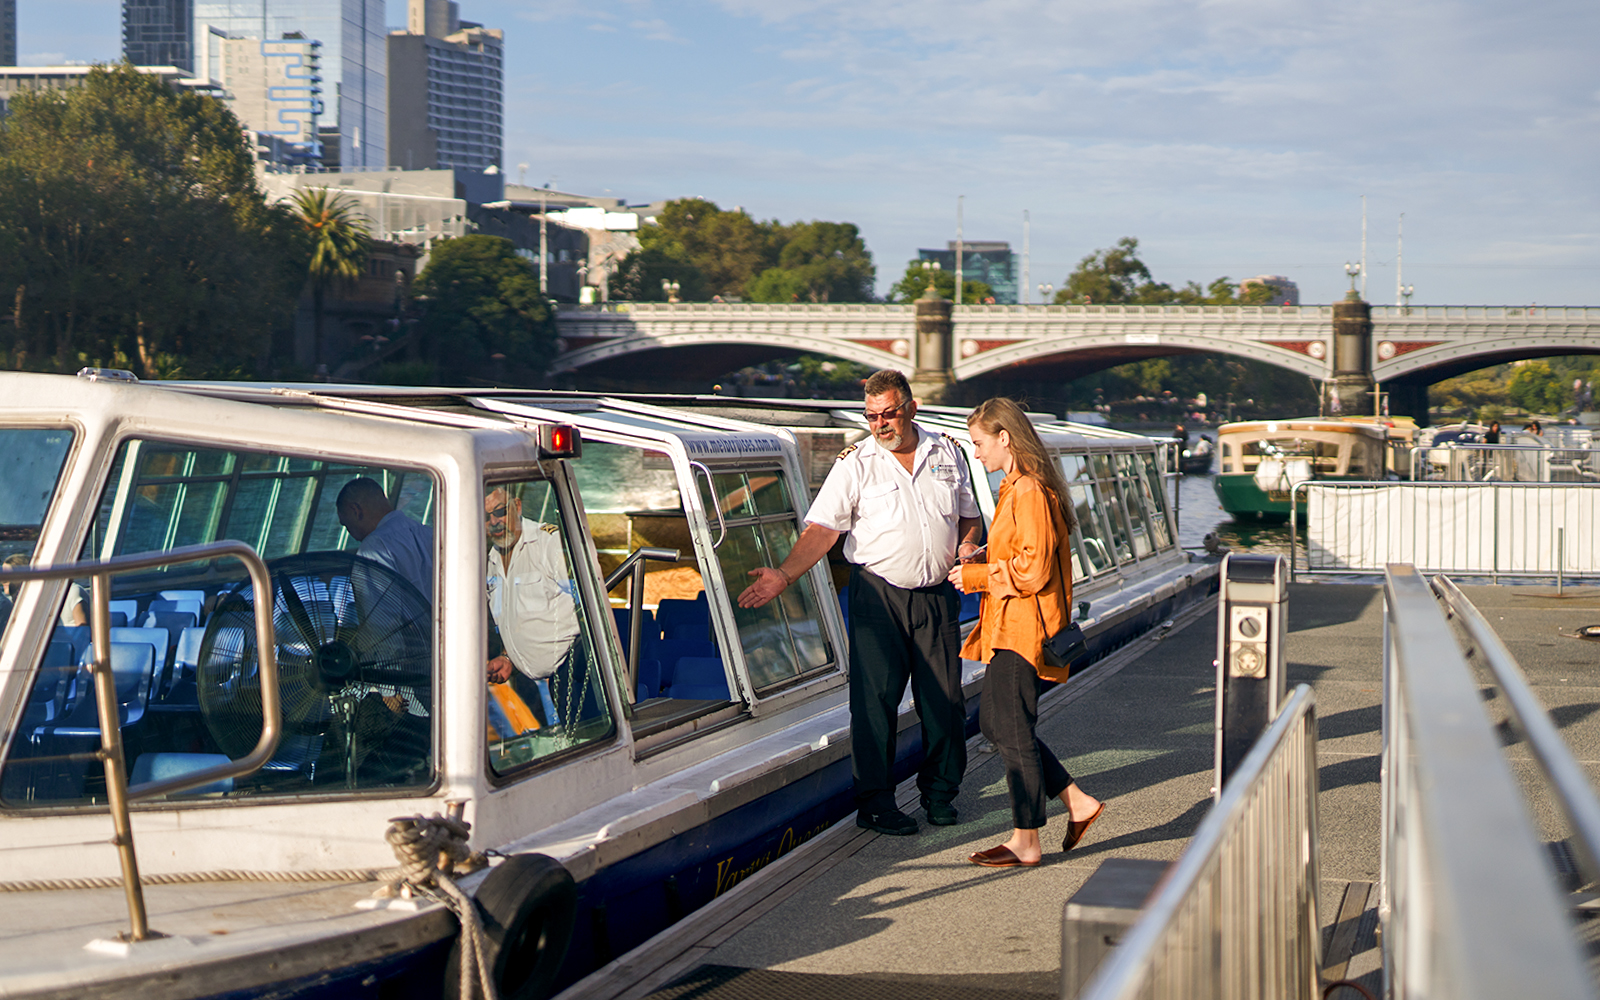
[
  {"x1": 572, "y1": 441, "x2": 738, "y2": 731},
  {"x1": 1115, "y1": 454, "x2": 1156, "y2": 558},
  {"x1": 1090, "y1": 455, "x2": 1136, "y2": 564},
  {"x1": 1134, "y1": 454, "x2": 1174, "y2": 550},
  {"x1": 0, "y1": 428, "x2": 77, "y2": 644},
  {"x1": 1058, "y1": 454, "x2": 1115, "y2": 577},
  {"x1": 1239, "y1": 437, "x2": 1345, "y2": 475},
  {"x1": 483, "y1": 477, "x2": 615, "y2": 776},
  {"x1": 699, "y1": 468, "x2": 835, "y2": 691},
  {"x1": 2, "y1": 438, "x2": 439, "y2": 809}
]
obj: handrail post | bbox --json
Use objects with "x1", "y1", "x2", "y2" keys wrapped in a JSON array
[
  {"x1": 628, "y1": 559, "x2": 647, "y2": 694},
  {"x1": 90, "y1": 571, "x2": 152, "y2": 942}
]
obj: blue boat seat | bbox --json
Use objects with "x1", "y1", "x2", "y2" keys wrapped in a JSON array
[
  {"x1": 53, "y1": 624, "x2": 90, "y2": 665},
  {"x1": 656, "y1": 596, "x2": 709, "y2": 641},
  {"x1": 612, "y1": 607, "x2": 656, "y2": 645},
  {"x1": 157, "y1": 589, "x2": 206, "y2": 606},
  {"x1": 650, "y1": 639, "x2": 717, "y2": 690},
  {"x1": 636, "y1": 658, "x2": 663, "y2": 702},
  {"x1": 108, "y1": 611, "x2": 128, "y2": 628},
  {"x1": 149, "y1": 598, "x2": 203, "y2": 621},
  {"x1": 141, "y1": 612, "x2": 197, "y2": 694},
  {"x1": 110, "y1": 626, "x2": 170, "y2": 678},
  {"x1": 107, "y1": 599, "x2": 140, "y2": 624},
  {"x1": 129, "y1": 752, "x2": 234, "y2": 796},
  {"x1": 22, "y1": 642, "x2": 76, "y2": 728},
  {"x1": 38, "y1": 641, "x2": 157, "y2": 738},
  {"x1": 668, "y1": 657, "x2": 730, "y2": 701}
]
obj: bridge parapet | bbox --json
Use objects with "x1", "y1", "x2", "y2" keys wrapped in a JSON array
[{"x1": 1370, "y1": 305, "x2": 1600, "y2": 381}]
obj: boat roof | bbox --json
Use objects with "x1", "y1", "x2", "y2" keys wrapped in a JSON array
[{"x1": 1216, "y1": 418, "x2": 1389, "y2": 439}]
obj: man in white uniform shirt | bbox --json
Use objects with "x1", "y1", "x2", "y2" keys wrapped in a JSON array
[
  {"x1": 738, "y1": 370, "x2": 983, "y2": 835},
  {"x1": 485, "y1": 486, "x2": 580, "y2": 727}
]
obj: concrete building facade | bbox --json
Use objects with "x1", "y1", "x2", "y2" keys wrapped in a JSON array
[
  {"x1": 123, "y1": 0, "x2": 194, "y2": 72},
  {"x1": 209, "y1": 33, "x2": 321, "y2": 166},
  {"x1": 0, "y1": 64, "x2": 209, "y2": 116},
  {"x1": 388, "y1": 0, "x2": 503, "y2": 173},
  {"x1": 195, "y1": 0, "x2": 386, "y2": 170}
]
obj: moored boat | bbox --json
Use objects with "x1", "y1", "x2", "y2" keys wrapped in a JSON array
[
  {"x1": 0, "y1": 374, "x2": 1215, "y2": 999},
  {"x1": 1213, "y1": 418, "x2": 1391, "y2": 518}
]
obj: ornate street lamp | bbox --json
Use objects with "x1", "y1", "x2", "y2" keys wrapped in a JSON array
[{"x1": 661, "y1": 278, "x2": 681, "y2": 303}]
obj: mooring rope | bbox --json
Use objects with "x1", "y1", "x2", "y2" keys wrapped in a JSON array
[
  {"x1": 382, "y1": 813, "x2": 496, "y2": 1000},
  {"x1": 0, "y1": 867, "x2": 398, "y2": 892}
]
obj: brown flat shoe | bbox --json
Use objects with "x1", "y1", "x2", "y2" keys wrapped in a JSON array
[
  {"x1": 968, "y1": 845, "x2": 1040, "y2": 868},
  {"x1": 1063, "y1": 802, "x2": 1106, "y2": 852}
]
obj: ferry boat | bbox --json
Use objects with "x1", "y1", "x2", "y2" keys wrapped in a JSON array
[
  {"x1": 0, "y1": 373, "x2": 1214, "y2": 999},
  {"x1": 1178, "y1": 435, "x2": 1214, "y2": 475},
  {"x1": 1213, "y1": 418, "x2": 1391, "y2": 518}
]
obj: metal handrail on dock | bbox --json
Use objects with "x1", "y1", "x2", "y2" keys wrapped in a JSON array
[
  {"x1": 1430, "y1": 574, "x2": 1600, "y2": 886},
  {"x1": 1381, "y1": 565, "x2": 1595, "y2": 999},
  {"x1": 0, "y1": 542, "x2": 280, "y2": 942},
  {"x1": 1409, "y1": 441, "x2": 1600, "y2": 483},
  {"x1": 1078, "y1": 684, "x2": 1321, "y2": 1000}
]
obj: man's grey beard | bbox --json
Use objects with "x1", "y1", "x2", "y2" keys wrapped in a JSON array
[{"x1": 877, "y1": 427, "x2": 903, "y2": 450}]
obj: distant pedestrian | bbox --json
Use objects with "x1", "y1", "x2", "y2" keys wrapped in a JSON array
[
  {"x1": 950, "y1": 398, "x2": 1104, "y2": 868},
  {"x1": 1484, "y1": 421, "x2": 1501, "y2": 444}
]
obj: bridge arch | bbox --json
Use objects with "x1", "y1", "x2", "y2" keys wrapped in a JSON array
[
  {"x1": 552, "y1": 327, "x2": 909, "y2": 378},
  {"x1": 954, "y1": 331, "x2": 1328, "y2": 382}
]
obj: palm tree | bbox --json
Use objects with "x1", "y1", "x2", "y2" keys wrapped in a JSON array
[{"x1": 289, "y1": 188, "x2": 371, "y2": 372}]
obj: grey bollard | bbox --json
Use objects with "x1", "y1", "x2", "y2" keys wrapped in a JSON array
[{"x1": 1213, "y1": 553, "x2": 1288, "y2": 797}]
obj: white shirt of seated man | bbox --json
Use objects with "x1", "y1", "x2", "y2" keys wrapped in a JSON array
[{"x1": 485, "y1": 487, "x2": 579, "y2": 683}]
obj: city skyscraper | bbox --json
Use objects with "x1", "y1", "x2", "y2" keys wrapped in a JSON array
[
  {"x1": 205, "y1": 32, "x2": 322, "y2": 166},
  {"x1": 124, "y1": 0, "x2": 194, "y2": 71},
  {"x1": 194, "y1": 0, "x2": 386, "y2": 170},
  {"x1": 1, "y1": 0, "x2": 15, "y2": 66},
  {"x1": 388, "y1": 0, "x2": 503, "y2": 172}
]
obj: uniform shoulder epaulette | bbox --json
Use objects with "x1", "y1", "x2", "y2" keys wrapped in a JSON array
[
  {"x1": 836, "y1": 444, "x2": 858, "y2": 461},
  {"x1": 539, "y1": 522, "x2": 560, "y2": 534}
]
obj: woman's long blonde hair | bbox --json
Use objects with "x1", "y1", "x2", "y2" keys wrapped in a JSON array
[{"x1": 967, "y1": 397, "x2": 1077, "y2": 534}]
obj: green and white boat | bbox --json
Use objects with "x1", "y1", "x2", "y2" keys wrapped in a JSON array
[{"x1": 1213, "y1": 418, "x2": 1390, "y2": 518}]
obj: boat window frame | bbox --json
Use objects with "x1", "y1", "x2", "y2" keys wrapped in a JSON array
[
  {"x1": 2, "y1": 429, "x2": 453, "y2": 813},
  {"x1": 479, "y1": 460, "x2": 627, "y2": 786}
]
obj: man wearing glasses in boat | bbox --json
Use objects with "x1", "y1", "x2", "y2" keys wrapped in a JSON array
[
  {"x1": 483, "y1": 485, "x2": 581, "y2": 735},
  {"x1": 738, "y1": 370, "x2": 983, "y2": 835}
]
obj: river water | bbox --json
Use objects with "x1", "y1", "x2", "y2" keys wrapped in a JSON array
[{"x1": 1170, "y1": 471, "x2": 1295, "y2": 557}]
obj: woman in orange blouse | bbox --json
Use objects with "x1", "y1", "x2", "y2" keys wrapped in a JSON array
[{"x1": 949, "y1": 398, "x2": 1105, "y2": 868}]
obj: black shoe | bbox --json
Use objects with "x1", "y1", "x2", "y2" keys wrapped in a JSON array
[
  {"x1": 920, "y1": 797, "x2": 959, "y2": 826},
  {"x1": 856, "y1": 805, "x2": 918, "y2": 836}
]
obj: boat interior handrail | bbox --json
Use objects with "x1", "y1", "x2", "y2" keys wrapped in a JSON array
[
  {"x1": 1078, "y1": 684, "x2": 1321, "y2": 1000},
  {"x1": 1380, "y1": 565, "x2": 1592, "y2": 999},
  {"x1": 1430, "y1": 574, "x2": 1600, "y2": 885},
  {"x1": 0, "y1": 540, "x2": 280, "y2": 942},
  {"x1": 603, "y1": 546, "x2": 681, "y2": 691}
]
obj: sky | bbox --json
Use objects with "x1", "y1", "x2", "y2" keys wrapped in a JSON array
[{"x1": 22, "y1": 0, "x2": 1600, "y2": 305}]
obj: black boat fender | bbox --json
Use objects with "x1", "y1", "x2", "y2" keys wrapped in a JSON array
[{"x1": 446, "y1": 853, "x2": 578, "y2": 1000}]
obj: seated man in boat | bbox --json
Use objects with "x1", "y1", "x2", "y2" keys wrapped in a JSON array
[
  {"x1": 484, "y1": 486, "x2": 580, "y2": 733},
  {"x1": 336, "y1": 477, "x2": 434, "y2": 602}
]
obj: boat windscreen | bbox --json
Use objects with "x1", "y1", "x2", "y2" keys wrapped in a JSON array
[{"x1": 0, "y1": 427, "x2": 76, "y2": 642}]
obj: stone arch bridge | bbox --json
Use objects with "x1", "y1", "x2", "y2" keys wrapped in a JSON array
[{"x1": 552, "y1": 301, "x2": 1600, "y2": 418}]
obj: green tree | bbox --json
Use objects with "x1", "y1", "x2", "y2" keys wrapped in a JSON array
[
  {"x1": 1054, "y1": 237, "x2": 1155, "y2": 304},
  {"x1": 413, "y1": 235, "x2": 555, "y2": 383},
  {"x1": 747, "y1": 221, "x2": 875, "y2": 303},
  {"x1": 0, "y1": 63, "x2": 303, "y2": 376},
  {"x1": 1507, "y1": 361, "x2": 1571, "y2": 415},
  {"x1": 289, "y1": 188, "x2": 371, "y2": 369},
  {"x1": 887, "y1": 261, "x2": 992, "y2": 304}
]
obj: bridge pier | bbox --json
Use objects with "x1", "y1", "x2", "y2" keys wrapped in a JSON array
[
  {"x1": 1332, "y1": 294, "x2": 1375, "y2": 417},
  {"x1": 911, "y1": 285, "x2": 955, "y2": 404}
]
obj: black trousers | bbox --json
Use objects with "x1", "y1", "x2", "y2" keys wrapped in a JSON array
[
  {"x1": 848, "y1": 565, "x2": 967, "y2": 809},
  {"x1": 981, "y1": 649, "x2": 1073, "y2": 829}
]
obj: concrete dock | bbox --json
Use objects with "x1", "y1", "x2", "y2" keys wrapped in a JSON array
[{"x1": 559, "y1": 581, "x2": 1600, "y2": 1000}]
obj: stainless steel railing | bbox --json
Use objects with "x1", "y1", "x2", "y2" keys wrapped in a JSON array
[
  {"x1": 1078, "y1": 684, "x2": 1321, "y2": 1000},
  {"x1": 0, "y1": 541, "x2": 280, "y2": 941},
  {"x1": 1290, "y1": 480, "x2": 1599, "y2": 583},
  {"x1": 1408, "y1": 442, "x2": 1600, "y2": 483},
  {"x1": 1381, "y1": 565, "x2": 1594, "y2": 999}
]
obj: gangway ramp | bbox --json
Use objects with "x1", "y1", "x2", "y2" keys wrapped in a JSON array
[{"x1": 555, "y1": 581, "x2": 1410, "y2": 1000}]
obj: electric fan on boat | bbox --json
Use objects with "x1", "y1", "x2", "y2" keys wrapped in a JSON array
[{"x1": 197, "y1": 552, "x2": 433, "y2": 789}]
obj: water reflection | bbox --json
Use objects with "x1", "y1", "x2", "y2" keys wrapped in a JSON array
[{"x1": 1171, "y1": 472, "x2": 1295, "y2": 556}]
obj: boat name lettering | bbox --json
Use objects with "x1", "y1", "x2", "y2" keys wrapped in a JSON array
[
  {"x1": 711, "y1": 820, "x2": 830, "y2": 896},
  {"x1": 685, "y1": 436, "x2": 779, "y2": 457}
]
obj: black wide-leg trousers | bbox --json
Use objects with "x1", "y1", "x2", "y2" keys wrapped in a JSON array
[
  {"x1": 981, "y1": 648, "x2": 1073, "y2": 829},
  {"x1": 847, "y1": 566, "x2": 967, "y2": 810}
]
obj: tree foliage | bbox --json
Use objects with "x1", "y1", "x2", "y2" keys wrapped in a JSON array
[
  {"x1": 288, "y1": 188, "x2": 371, "y2": 367},
  {"x1": 0, "y1": 63, "x2": 305, "y2": 377},
  {"x1": 413, "y1": 235, "x2": 555, "y2": 384},
  {"x1": 614, "y1": 199, "x2": 875, "y2": 303},
  {"x1": 1051, "y1": 237, "x2": 1275, "y2": 306},
  {"x1": 1506, "y1": 361, "x2": 1572, "y2": 414},
  {"x1": 887, "y1": 260, "x2": 993, "y2": 304}
]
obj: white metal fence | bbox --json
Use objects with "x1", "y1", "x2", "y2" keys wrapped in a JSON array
[
  {"x1": 1410, "y1": 443, "x2": 1600, "y2": 483},
  {"x1": 1077, "y1": 684, "x2": 1320, "y2": 1000},
  {"x1": 1291, "y1": 481, "x2": 1600, "y2": 580},
  {"x1": 1381, "y1": 566, "x2": 1596, "y2": 999}
]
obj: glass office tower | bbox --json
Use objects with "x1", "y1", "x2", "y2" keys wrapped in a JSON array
[{"x1": 194, "y1": 0, "x2": 385, "y2": 170}]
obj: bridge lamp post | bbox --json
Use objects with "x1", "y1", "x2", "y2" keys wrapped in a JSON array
[
  {"x1": 1039, "y1": 283, "x2": 1054, "y2": 304},
  {"x1": 918, "y1": 259, "x2": 941, "y2": 298},
  {"x1": 1344, "y1": 262, "x2": 1362, "y2": 298},
  {"x1": 1401, "y1": 283, "x2": 1415, "y2": 315},
  {"x1": 661, "y1": 278, "x2": 681, "y2": 304}
]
